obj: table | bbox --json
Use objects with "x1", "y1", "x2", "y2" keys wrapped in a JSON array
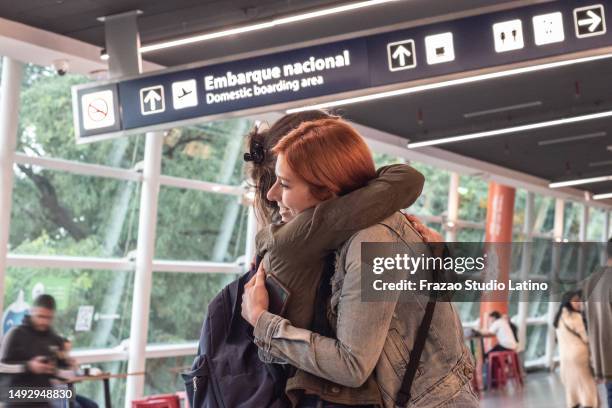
[{"x1": 65, "y1": 371, "x2": 145, "y2": 408}]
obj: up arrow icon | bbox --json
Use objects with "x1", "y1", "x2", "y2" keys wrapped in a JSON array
[
  {"x1": 140, "y1": 85, "x2": 166, "y2": 115},
  {"x1": 387, "y1": 39, "x2": 417, "y2": 72},
  {"x1": 392, "y1": 45, "x2": 412, "y2": 67},
  {"x1": 144, "y1": 90, "x2": 162, "y2": 110}
]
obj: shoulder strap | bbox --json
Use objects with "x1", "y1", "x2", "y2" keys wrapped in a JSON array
[
  {"x1": 376, "y1": 219, "x2": 439, "y2": 407},
  {"x1": 562, "y1": 316, "x2": 587, "y2": 344},
  {"x1": 396, "y1": 300, "x2": 435, "y2": 407}
]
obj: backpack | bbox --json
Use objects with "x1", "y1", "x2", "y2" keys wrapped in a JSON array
[{"x1": 182, "y1": 265, "x2": 289, "y2": 408}]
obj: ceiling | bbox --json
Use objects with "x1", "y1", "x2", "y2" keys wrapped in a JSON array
[
  {"x1": 2, "y1": 0, "x2": 611, "y2": 203},
  {"x1": 341, "y1": 55, "x2": 612, "y2": 195}
]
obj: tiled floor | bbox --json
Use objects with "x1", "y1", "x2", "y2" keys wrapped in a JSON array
[{"x1": 481, "y1": 371, "x2": 608, "y2": 408}]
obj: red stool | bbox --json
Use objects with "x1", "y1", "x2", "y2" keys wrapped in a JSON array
[
  {"x1": 487, "y1": 350, "x2": 523, "y2": 389},
  {"x1": 131, "y1": 394, "x2": 181, "y2": 408}
]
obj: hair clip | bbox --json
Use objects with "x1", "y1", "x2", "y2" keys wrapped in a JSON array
[{"x1": 244, "y1": 140, "x2": 265, "y2": 164}]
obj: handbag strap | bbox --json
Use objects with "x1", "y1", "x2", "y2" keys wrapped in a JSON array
[{"x1": 562, "y1": 316, "x2": 587, "y2": 344}]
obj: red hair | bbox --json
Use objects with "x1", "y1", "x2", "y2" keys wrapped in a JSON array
[{"x1": 273, "y1": 119, "x2": 376, "y2": 200}]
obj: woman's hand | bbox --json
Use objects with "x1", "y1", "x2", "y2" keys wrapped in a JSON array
[
  {"x1": 241, "y1": 262, "x2": 269, "y2": 327},
  {"x1": 404, "y1": 214, "x2": 444, "y2": 243}
]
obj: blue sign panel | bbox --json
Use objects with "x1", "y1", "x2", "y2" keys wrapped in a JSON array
[
  {"x1": 73, "y1": 1, "x2": 612, "y2": 142},
  {"x1": 118, "y1": 39, "x2": 369, "y2": 130}
]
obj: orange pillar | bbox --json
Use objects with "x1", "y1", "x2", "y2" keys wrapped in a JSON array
[{"x1": 480, "y1": 182, "x2": 515, "y2": 323}]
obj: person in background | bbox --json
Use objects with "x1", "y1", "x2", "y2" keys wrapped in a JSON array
[
  {"x1": 479, "y1": 311, "x2": 518, "y2": 356},
  {"x1": 583, "y1": 238, "x2": 612, "y2": 408},
  {"x1": 554, "y1": 290, "x2": 598, "y2": 408},
  {"x1": 0, "y1": 294, "x2": 70, "y2": 407}
]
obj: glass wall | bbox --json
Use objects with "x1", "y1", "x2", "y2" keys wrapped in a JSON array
[{"x1": 2, "y1": 62, "x2": 252, "y2": 405}]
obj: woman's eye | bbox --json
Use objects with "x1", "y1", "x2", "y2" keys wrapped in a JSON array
[{"x1": 280, "y1": 182, "x2": 289, "y2": 189}]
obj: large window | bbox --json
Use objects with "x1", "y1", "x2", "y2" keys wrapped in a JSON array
[
  {"x1": 10, "y1": 170, "x2": 140, "y2": 257},
  {"x1": 161, "y1": 120, "x2": 250, "y2": 186},
  {"x1": 458, "y1": 174, "x2": 488, "y2": 223},
  {"x1": 155, "y1": 188, "x2": 248, "y2": 262},
  {"x1": 563, "y1": 201, "x2": 584, "y2": 240},
  {"x1": 4, "y1": 63, "x2": 253, "y2": 405},
  {"x1": 587, "y1": 207, "x2": 607, "y2": 241},
  {"x1": 148, "y1": 272, "x2": 237, "y2": 343},
  {"x1": 4, "y1": 267, "x2": 133, "y2": 349}
]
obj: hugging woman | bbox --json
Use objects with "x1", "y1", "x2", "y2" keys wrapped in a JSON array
[{"x1": 241, "y1": 113, "x2": 478, "y2": 408}]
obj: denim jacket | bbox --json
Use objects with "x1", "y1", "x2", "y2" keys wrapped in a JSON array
[{"x1": 254, "y1": 213, "x2": 478, "y2": 407}]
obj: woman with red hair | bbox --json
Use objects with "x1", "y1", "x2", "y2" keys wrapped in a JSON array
[
  {"x1": 242, "y1": 117, "x2": 478, "y2": 408},
  {"x1": 246, "y1": 118, "x2": 425, "y2": 333}
]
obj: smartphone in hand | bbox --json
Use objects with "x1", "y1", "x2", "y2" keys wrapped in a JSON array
[{"x1": 265, "y1": 274, "x2": 291, "y2": 316}]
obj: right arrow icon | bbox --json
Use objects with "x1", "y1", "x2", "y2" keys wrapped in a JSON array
[
  {"x1": 387, "y1": 39, "x2": 417, "y2": 72},
  {"x1": 574, "y1": 5, "x2": 606, "y2": 38},
  {"x1": 578, "y1": 10, "x2": 602, "y2": 32}
]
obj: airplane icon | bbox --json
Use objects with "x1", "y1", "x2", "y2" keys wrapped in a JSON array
[
  {"x1": 172, "y1": 79, "x2": 198, "y2": 109},
  {"x1": 178, "y1": 87, "x2": 192, "y2": 99}
]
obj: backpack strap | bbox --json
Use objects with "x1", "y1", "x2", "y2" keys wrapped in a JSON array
[
  {"x1": 395, "y1": 299, "x2": 435, "y2": 407},
  {"x1": 376, "y1": 218, "x2": 439, "y2": 407}
]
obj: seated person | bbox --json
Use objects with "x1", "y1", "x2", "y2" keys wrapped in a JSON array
[
  {"x1": 0, "y1": 294, "x2": 70, "y2": 407},
  {"x1": 479, "y1": 311, "x2": 518, "y2": 356}
]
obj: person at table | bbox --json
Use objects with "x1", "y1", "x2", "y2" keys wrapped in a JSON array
[
  {"x1": 0, "y1": 294, "x2": 71, "y2": 407},
  {"x1": 478, "y1": 311, "x2": 518, "y2": 356}
]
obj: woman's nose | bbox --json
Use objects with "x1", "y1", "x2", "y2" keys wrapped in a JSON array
[{"x1": 267, "y1": 180, "x2": 280, "y2": 202}]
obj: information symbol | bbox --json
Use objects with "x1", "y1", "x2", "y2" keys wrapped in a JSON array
[{"x1": 87, "y1": 98, "x2": 109, "y2": 122}]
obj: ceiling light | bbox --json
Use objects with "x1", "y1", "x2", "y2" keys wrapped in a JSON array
[
  {"x1": 463, "y1": 101, "x2": 542, "y2": 118},
  {"x1": 287, "y1": 52, "x2": 612, "y2": 113},
  {"x1": 593, "y1": 192, "x2": 612, "y2": 200},
  {"x1": 138, "y1": 0, "x2": 400, "y2": 54},
  {"x1": 589, "y1": 159, "x2": 612, "y2": 167},
  {"x1": 538, "y1": 131, "x2": 607, "y2": 146},
  {"x1": 549, "y1": 174, "x2": 612, "y2": 188},
  {"x1": 407, "y1": 109, "x2": 612, "y2": 149}
]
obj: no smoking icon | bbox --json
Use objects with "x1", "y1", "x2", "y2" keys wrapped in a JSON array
[
  {"x1": 87, "y1": 98, "x2": 108, "y2": 122},
  {"x1": 80, "y1": 89, "x2": 116, "y2": 131}
]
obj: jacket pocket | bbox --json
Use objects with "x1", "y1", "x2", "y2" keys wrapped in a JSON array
[
  {"x1": 182, "y1": 354, "x2": 210, "y2": 408},
  {"x1": 383, "y1": 328, "x2": 424, "y2": 379}
]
